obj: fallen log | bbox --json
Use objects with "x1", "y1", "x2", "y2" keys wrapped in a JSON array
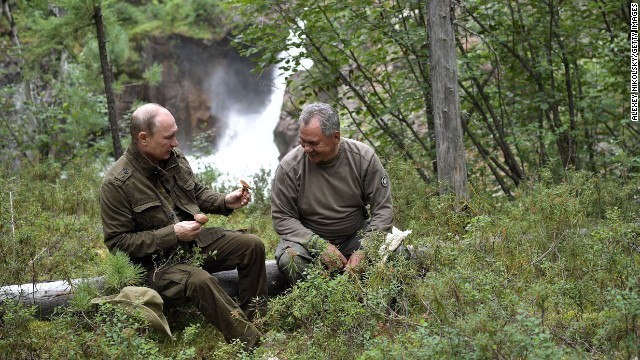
[{"x1": 0, "y1": 260, "x2": 289, "y2": 319}]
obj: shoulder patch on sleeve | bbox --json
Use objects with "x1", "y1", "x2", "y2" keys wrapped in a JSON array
[
  {"x1": 381, "y1": 175, "x2": 389, "y2": 187},
  {"x1": 115, "y1": 167, "x2": 132, "y2": 182}
]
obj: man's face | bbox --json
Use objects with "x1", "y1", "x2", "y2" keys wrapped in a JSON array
[
  {"x1": 299, "y1": 118, "x2": 340, "y2": 163},
  {"x1": 139, "y1": 110, "x2": 179, "y2": 164}
]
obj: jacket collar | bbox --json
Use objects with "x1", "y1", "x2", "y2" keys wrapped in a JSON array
[{"x1": 126, "y1": 144, "x2": 179, "y2": 180}]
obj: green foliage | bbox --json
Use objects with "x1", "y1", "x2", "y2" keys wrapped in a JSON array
[
  {"x1": 596, "y1": 285, "x2": 640, "y2": 358},
  {"x1": 263, "y1": 264, "x2": 371, "y2": 357},
  {"x1": 245, "y1": 167, "x2": 274, "y2": 217},
  {"x1": 209, "y1": 167, "x2": 273, "y2": 217},
  {"x1": 68, "y1": 279, "x2": 101, "y2": 313},
  {"x1": 227, "y1": 0, "x2": 436, "y2": 181},
  {"x1": 458, "y1": 0, "x2": 633, "y2": 189},
  {"x1": 115, "y1": 0, "x2": 228, "y2": 41},
  {"x1": 0, "y1": 157, "x2": 106, "y2": 286},
  {"x1": 1, "y1": 1, "x2": 638, "y2": 357},
  {"x1": 252, "y1": 166, "x2": 637, "y2": 359},
  {"x1": 102, "y1": 250, "x2": 145, "y2": 294},
  {"x1": 227, "y1": 0, "x2": 636, "y2": 197},
  {"x1": 3, "y1": 0, "x2": 236, "y2": 165},
  {"x1": 92, "y1": 303, "x2": 164, "y2": 359},
  {"x1": 0, "y1": 301, "x2": 39, "y2": 358},
  {"x1": 142, "y1": 62, "x2": 163, "y2": 87},
  {"x1": 0, "y1": 65, "x2": 112, "y2": 163}
]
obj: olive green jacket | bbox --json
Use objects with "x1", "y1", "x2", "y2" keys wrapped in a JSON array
[{"x1": 99, "y1": 144, "x2": 231, "y2": 268}]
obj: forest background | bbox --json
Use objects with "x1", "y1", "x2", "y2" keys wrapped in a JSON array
[{"x1": 0, "y1": 0, "x2": 638, "y2": 359}]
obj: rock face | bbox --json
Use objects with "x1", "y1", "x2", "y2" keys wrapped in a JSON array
[
  {"x1": 125, "y1": 34, "x2": 275, "y2": 153},
  {"x1": 273, "y1": 70, "x2": 320, "y2": 160},
  {"x1": 273, "y1": 75, "x2": 300, "y2": 160}
]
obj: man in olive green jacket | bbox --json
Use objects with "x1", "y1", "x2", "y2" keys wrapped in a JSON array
[{"x1": 100, "y1": 103, "x2": 266, "y2": 350}]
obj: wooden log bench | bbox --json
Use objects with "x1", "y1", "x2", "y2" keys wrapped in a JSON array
[{"x1": 0, "y1": 260, "x2": 289, "y2": 319}]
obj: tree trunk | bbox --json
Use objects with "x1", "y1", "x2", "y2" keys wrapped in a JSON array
[
  {"x1": 0, "y1": 260, "x2": 289, "y2": 319},
  {"x1": 93, "y1": 4, "x2": 123, "y2": 159},
  {"x1": 428, "y1": 0, "x2": 468, "y2": 200}
]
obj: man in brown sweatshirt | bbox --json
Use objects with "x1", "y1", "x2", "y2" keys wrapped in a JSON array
[
  {"x1": 100, "y1": 103, "x2": 266, "y2": 350},
  {"x1": 271, "y1": 102, "x2": 394, "y2": 285}
]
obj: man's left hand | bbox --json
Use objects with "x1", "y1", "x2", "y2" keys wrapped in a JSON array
[{"x1": 224, "y1": 188, "x2": 251, "y2": 209}]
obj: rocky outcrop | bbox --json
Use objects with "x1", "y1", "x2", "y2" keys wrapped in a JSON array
[
  {"x1": 273, "y1": 109, "x2": 299, "y2": 161},
  {"x1": 273, "y1": 71, "x2": 302, "y2": 160}
]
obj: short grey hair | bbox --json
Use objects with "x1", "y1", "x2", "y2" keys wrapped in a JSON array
[
  {"x1": 299, "y1": 103, "x2": 340, "y2": 137},
  {"x1": 130, "y1": 103, "x2": 167, "y2": 142}
]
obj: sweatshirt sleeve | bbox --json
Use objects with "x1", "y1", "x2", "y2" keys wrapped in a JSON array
[
  {"x1": 270, "y1": 164, "x2": 316, "y2": 246},
  {"x1": 100, "y1": 179, "x2": 178, "y2": 258},
  {"x1": 363, "y1": 153, "x2": 393, "y2": 233}
]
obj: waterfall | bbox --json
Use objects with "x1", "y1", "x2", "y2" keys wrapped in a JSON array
[
  {"x1": 186, "y1": 61, "x2": 285, "y2": 190},
  {"x1": 187, "y1": 38, "x2": 312, "y2": 190}
]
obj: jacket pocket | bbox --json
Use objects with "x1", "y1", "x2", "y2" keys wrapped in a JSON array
[
  {"x1": 195, "y1": 227, "x2": 225, "y2": 248},
  {"x1": 132, "y1": 200, "x2": 167, "y2": 231},
  {"x1": 175, "y1": 170, "x2": 195, "y2": 191}
]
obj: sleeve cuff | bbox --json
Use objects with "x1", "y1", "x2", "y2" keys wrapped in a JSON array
[{"x1": 155, "y1": 225, "x2": 179, "y2": 250}]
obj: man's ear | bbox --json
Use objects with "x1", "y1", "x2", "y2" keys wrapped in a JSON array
[
  {"x1": 138, "y1": 131, "x2": 148, "y2": 145},
  {"x1": 333, "y1": 131, "x2": 340, "y2": 142}
]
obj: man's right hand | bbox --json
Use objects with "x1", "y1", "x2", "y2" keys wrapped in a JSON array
[
  {"x1": 174, "y1": 221, "x2": 202, "y2": 242},
  {"x1": 320, "y1": 243, "x2": 347, "y2": 271}
]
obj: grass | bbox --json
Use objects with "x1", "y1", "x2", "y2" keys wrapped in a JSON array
[{"x1": 0, "y1": 157, "x2": 638, "y2": 359}]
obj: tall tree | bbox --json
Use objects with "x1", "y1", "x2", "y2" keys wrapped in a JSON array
[
  {"x1": 428, "y1": 0, "x2": 468, "y2": 199},
  {"x1": 93, "y1": 3, "x2": 122, "y2": 158}
]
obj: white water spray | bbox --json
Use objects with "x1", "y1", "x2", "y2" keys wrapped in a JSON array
[
  {"x1": 188, "y1": 34, "x2": 313, "y2": 189},
  {"x1": 186, "y1": 64, "x2": 284, "y2": 189}
]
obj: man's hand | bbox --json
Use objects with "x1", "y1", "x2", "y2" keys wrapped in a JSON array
[
  {"x1": 224, "y1": 188, "x2": 251, "y2": 209},
  {"x1": 345, "y1": 251, "x2": 366, "y2": 276},
  {"x1": 320, "y1": 243, "x2": 347, "y2": 271},
  {"x1": 174, "y1": 221, "x2": 202, "y2": 242}
]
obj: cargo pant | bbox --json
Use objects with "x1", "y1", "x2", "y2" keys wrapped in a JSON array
[{"x1": 148, "y1": 229, "x2": 267, "y2": 349}]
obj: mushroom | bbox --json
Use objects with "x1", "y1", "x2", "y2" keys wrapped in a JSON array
[
  {"x1": 194, "y1": 213, "x2": 209, "y2": 224},
  {"x1": 240, "y1": 179, "x2": 252, "y2": 193}
]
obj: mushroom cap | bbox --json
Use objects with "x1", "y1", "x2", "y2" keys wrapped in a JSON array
[
  {"x1": 239, "y1": 179, "x2": 252, "y2": 189},
  {"x1": 194, "y1": 213, "x2": 209, "y2": 224}
]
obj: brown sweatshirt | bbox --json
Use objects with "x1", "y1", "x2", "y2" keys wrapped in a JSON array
[{"x1": 271, "y1": 138, "x2": 393, "y2": 247}]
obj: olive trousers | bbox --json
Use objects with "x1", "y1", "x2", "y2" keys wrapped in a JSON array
[{"x1": 148, "y1": 230, "x2": 267, "y2": 349}]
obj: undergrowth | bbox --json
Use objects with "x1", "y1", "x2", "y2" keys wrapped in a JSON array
[{"x1": 0, "y1": 158, "x2": 638, "y2": 359}]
